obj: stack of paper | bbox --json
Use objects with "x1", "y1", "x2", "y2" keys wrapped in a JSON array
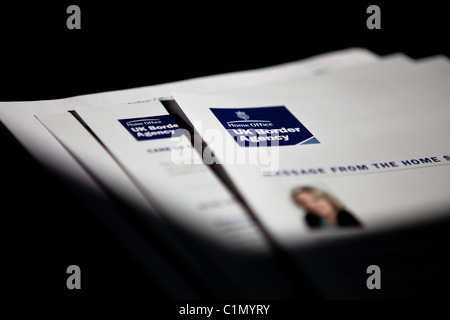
[{"x1": 1, "y1": 48, "x2": 449, "y2": 298}]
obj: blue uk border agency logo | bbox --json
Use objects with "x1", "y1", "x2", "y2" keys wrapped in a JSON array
[
  {"x1": 118, "y1": 115, "x2": 182, "y2": 141},
  {"x1": 235, "y1": 111, "x2": 249, "y2": 120},
  {"x1": 210, "y1": 106, "x2": 320, "y2": 147}
]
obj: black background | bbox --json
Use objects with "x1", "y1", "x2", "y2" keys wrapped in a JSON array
[
  {"x1": 2, "y1": 1, "x2": 448, "y2": 101},
  {"x1": 1, "y1": 0, "x2": 450, "y2": 308}
]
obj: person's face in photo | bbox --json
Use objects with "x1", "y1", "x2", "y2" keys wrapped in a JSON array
[{"x1": 293, "y1": 190, "x2": 337, "y2": 220}]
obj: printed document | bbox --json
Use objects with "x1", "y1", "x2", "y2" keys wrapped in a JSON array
[{"x1": 173, "y1": 56, "x2": 450, "y2": 248}]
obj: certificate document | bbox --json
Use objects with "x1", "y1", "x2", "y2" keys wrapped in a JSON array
[{"x1": 173, "y1": 56, "x2": 450, "y2": 248}]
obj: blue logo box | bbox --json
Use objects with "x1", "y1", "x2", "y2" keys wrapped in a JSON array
[
  {"x1": 118, "y1": 115, "x2": 182, "y2": 141},
  {"x1": 210, "y1": 106, "x2": 319, "y2": 147}
]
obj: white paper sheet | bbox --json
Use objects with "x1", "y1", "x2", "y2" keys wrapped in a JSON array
[
  {"x1": 72, "y1": 101, "x2": 265, "y2": 249},
  {"x1": 172, "y1": 56, "x2": 450, "y2": 249}
]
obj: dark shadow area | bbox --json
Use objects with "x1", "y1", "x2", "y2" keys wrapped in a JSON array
[
  {"x1": 295, "y1": 215, "x2": 450, "y2": 299},
  {"x1": 1, "y1": 121, "x2": 160, "y2": 298},
  {"x1": 0, "y1": 2, "x2": 448, "y2": 101}
]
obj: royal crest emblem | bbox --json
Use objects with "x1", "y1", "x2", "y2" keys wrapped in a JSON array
[{"x1": 235, "y1": 111, "x2": 250, "y2": 120}]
